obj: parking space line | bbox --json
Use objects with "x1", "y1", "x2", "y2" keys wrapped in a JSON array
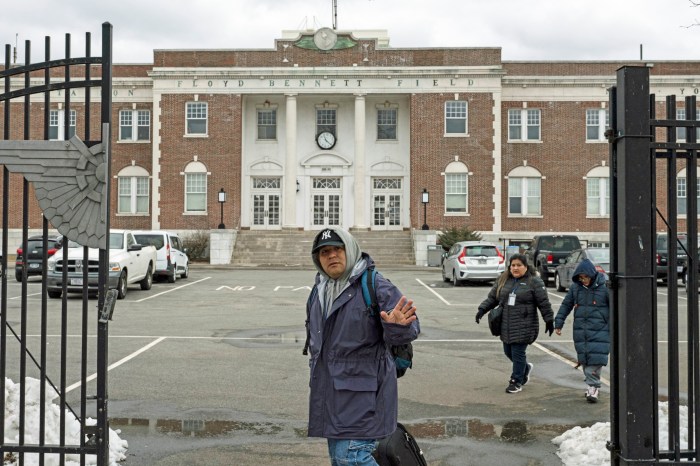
[
  {"x1": 415, "y1": 278, "x2": 452, "y2": 306},
  {"x1": 134, "y1": 277, "x2": 211, "y2": 302},
  {"x1": 10, "y1": 292, "x2": 43, "y2": 300},
  {"x1": 533, "y1": 341, "x2": 610, "y2": 386},
  {"x1": 66, "y1": 337, "x2": 167, "y2": 393}
]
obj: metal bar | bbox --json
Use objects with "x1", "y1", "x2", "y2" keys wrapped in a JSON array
[
  {"x1": 81, "y1": 32, "x2": 92, "y2": 466},
  {"x1": 608, "y1": 84, "x2": 620, "y2": 466},
  {"x1": 1, "y1": 445, "x2": 99, "y2": 455},
  {"x1": 611, "y1": 66, "x2": 656, "y2": 465},
  {"x1": 0, "y1": 79, "x2": 104, "y2": 101},
  {"x1": 96, "y1": 22, "x2": 113, "y2": 466},
  {"x1": 687, "y1": 96, "x2": 700, "y2": 460},
  {"x1": 0, "y1": 56, "x2": 103, "y2": 78},
  {"x1": 18, "y1": 39, "x2": 32, "y2": 466},
  {"x1": 1, "y1": 41, "x2": 9, "y2": 466},
  {"x1": 41, "y1": 34, "x2": 51, "y2": 461},
  {"x1": 665, "y1": 95, "x2": 681, "y2": 461}
]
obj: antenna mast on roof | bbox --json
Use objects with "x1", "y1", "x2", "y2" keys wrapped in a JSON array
[{"x1": 332, "y1": 0, "x2": 338, "y2": 30}]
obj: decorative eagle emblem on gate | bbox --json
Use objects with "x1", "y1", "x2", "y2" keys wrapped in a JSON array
[{"x1": 0, "y1": 135, "x2": 107, "y2": 249}]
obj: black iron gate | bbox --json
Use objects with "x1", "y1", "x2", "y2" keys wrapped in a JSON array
[
  {"x1": 609, "y1": 66, "x2": 700, "y2": 464},
  {"x1": 0, "y1": 24, "x2": 113, "y2": 465}
]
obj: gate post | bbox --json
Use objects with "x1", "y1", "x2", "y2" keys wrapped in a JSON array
[{"x1": 609, "y1": 65, "x2": 656, "y2": 465}]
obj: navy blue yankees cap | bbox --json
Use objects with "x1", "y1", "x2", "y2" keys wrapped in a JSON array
[{"x1": 312, "y1": 229, "x2": 344, "y2": 253}]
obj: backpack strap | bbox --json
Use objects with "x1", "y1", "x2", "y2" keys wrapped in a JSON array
[
  {"x1": 361, "y1": 267, "x2": 380, "y2": 316},
  {"x1": 302, "y1": 285, "x2": 318, "y2": 355}
]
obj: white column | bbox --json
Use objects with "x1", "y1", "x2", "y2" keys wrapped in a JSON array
[
  {"x1": 353, "y1": 94, "x2": 368, "y2": 229},
  {"x1": 283, "y1": 94, "x2": 298, "y2": 229},
  {"x1": 491, "y1": 90, "x2": 502, "y2": 234}
]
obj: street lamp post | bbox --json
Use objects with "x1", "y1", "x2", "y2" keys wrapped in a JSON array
[
  {"x1": 218, "y1": 188, "x2": 227, "y2": 229},
  {"x1": 421, "y1": 188, "x2": 429, "y2": 230}
]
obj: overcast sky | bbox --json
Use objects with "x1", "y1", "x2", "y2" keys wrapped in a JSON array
[{"x1": 1, "y1": 0, "x2": 699, "y2": 65}]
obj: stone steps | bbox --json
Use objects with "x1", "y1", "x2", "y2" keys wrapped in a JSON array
[{"x1": 231, "y1": 230, "x2": 415, "y2": 268}]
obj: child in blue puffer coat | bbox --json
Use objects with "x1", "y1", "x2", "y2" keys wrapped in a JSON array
[{"x1": 554, "y1": 258, "x2": 610, "y2": 403}]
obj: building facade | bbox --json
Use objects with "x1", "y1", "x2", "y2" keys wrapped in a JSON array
[{"x1": 2, "y1": 28, "x2": 699, "y2": 246}]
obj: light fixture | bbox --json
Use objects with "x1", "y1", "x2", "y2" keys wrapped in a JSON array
[
  {"x1": 421, "y1": 188, "x2": 429, "y2": 230},
  {"x1": 218, "y1": 188, "x2": 227, "y2": 229}
]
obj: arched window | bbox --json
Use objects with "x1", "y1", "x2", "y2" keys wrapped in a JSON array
[
  {"x1": 117, "y1": 165, "x2": 150, "y2": 215},
  {"x1": 444, "y1": 161, "x2": 469, "y2": 213},
  {"x1": 585, "y1": 166, "x2": 610, "y2": 217},
  {"x1": 507, "y1": 166, "x2": 541, "y2": 216},
  {"x1": 183, "y1": 161, "x2": 208, "y2": 212}
]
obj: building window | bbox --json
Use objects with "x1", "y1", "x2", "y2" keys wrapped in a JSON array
[
  {"x1": 443, "y1": 161, "x2": 469, "y2": 214},
  {"x1": 257, "y1": 109, "x2": 277, "y2": 140},
  {"x1": 677, "y1": 170, "x2": 700, "y2": 216},
  {"x1": 117, "y1": 165, "x2": 150, "y2": 214},
  {"x1": 316, "y1": 108, "x2": 337, "y2": 136},
  {"x1": 507, "y1": 166, "x2": 542, "y2": 216},
  {"x1": 49, "y1": 109, "x2": 76, "y2": 140},
  {"x1": 586, "y1": 177, "x2": 610, "y2": 216},
  {"x1": 186, "y1": 102, "x2": 208, "y2": 135},
  {"x1": 119, "y1": 110, "x2": 150, "y2": 141},
  {"x1": 677, "y1": 108, "x2": 700, "y2": 141},
  {"x1": 377, "y1": 108, "x2": 397, "y2": 140},
  {"x1": 445, "y1": 101, "x2": 467, "y2": 134},
  {"x1": 183, "y1": 160, "x2": 208, "y2": 212},
  {"x1": 586, "y1": 109, "x2": 609, "y2": 141},
  {"x1": 508, "y1": 109, "x2": 540, "y2": 141}
]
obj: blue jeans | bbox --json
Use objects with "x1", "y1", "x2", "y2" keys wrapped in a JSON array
[
  {"x1": 503, "y1": 342, "x2": 528, "y2": 384},
  {"x1": 327, "y1": 439, "x2": 378, "y2": 466}
]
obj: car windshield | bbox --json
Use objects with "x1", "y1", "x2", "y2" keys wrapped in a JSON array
[
  {"x1": 134, "y1": 234, "x2": 165, "y2": 249},
  {"x1": 109, "y1": 233, "x2": 124, "y2": 250},
  {"x1": 465, "y1": 246, "x2": 498, "y2": 257},
  {"x1": 586, "y1": 248, "x2": 610, "y2": 262},
  {"x1": 548, "y1": 238, "x2": 579, "y2": 252}
]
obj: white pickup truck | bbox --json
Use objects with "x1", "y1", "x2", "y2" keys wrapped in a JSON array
[{"x1": 46, "y1": 229, "x2": 157, "y2": 299}]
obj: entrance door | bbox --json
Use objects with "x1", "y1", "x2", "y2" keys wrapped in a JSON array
[
  {"x1": 311, "y1": 177, "x2": 342, "y2": 228},
  {"x1": 372, "y1": 177, "x2": 403, "y2": 230},
  {"x1": 251, "y1": 177, "x2": 281, "y2": 229}
]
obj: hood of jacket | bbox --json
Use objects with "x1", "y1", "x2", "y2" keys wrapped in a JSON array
[{"x1": 572, "y1": 258, "x2": 600, "y2": 285}]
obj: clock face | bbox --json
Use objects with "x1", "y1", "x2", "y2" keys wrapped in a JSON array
[{"x1": 317, "y1": 131, "x2": 336, "y2": 149}]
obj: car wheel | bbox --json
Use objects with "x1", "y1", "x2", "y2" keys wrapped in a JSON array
[
  {"x1": 452, "y1": 271, "x2": 460, "y2": 287},
  {"x1": 555, "y1": 273, "x2": 565, "y2": 292},
  {"x1": 441, "y1": 266, "x2": 450, "y2": 283},
  {"x1": 167, "y1": 264, "x2": 176, "y2": 283},
  {"x1": 47, "y1": 290, "x2": 61, "y2": 299},
  {"x1": 117, "y1": 271, "x2": 128, "y2": 299},
  {"x1": 539, "y1": 265, "x2": 549, "y2": 286},
  {"x1": 140, "y1": 265, "x2": 153, "y2": 290},
  {"x1": 181, "y1": 264, "x2": 189, "y2": 279},
  {"x1": 15, "y1": 271, "x2": 22, "y2": 282}
]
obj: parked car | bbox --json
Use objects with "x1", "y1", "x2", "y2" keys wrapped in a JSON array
[
  {"x1": 14, "y1": 234, "x2": 63, "y2": 282},
  {"x1": 656, "y1": 232, "x2": 689, "y2": 284},
  {"x1": 441, "y1": 241, "x2": 505, "y2": 286},
  {"x1": 523, "y1": 235, "x2": 582, "y2": 287},
  {"x1": 46, "y1": 230, "x2": 157, "y2": 299},
  {"x1": 133, "y1": 231, "x2": 189, "y2": 283},
  {"x1": 554, "y1": 247, "x2": 610, "y2": 291}
]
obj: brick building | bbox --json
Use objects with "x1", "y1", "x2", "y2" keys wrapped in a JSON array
[{"x1": 2, "y1": 28, "x2": 699, "y2": 247}]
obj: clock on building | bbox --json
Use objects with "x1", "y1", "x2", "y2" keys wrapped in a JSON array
[{"x1": 316, "y1": 131, "x2": 336, "y2": 149}]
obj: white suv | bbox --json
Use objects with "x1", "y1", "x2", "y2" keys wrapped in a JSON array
[
  {"x1": 133, "y1": 231, "x2": 189, "y2": 283},
  {"x1": 441, "y1": 241, "x2": 505, "y2": 286}
]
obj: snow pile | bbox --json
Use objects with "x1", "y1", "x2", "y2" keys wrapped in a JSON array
[
  {"x1": 552, "y1": 402, "x2": 688, "y2": 466},
  {"x1": 3, "y1": 377, "x2": 128, "y2": 466}
]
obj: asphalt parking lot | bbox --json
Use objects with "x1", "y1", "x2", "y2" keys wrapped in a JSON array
[{"x1": 5, "y1": 265, "x2": 675, "y2": 465}]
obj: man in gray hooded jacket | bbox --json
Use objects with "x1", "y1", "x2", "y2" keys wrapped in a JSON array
[{"x1": 306, "y1": 227, "x2": 420, "y2": 465}]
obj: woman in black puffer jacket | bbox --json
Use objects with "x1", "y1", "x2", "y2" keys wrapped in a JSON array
[{"x1": 476, "y1": 253, "x2": 554, "y2": 393}]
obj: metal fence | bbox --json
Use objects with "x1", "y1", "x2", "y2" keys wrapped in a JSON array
[
  {"x1": 0, "y1": 23, "x2": 113, "y2": 465},
  {"x1": 609, "y1": 65, "x2": 700, "y2": 464}
]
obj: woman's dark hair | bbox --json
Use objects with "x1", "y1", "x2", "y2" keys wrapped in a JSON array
[{"x1": 496, "y1": 253, "x2": 535, "y2": 295}]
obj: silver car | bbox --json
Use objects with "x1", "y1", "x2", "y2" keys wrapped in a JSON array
[{"x1": 441, "y1": 241, "x2": 505, "y2": 286}]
